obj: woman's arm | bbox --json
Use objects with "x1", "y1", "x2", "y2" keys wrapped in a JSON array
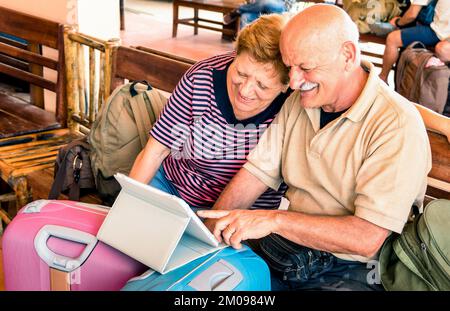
[
  {"x1": 129, "y1": 136, "x2": 171, "y2": 184},
  {"x1": 414, "y1": 103, "x2": 450, "y2": 143}
]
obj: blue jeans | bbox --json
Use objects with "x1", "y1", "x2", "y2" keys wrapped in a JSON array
[
  {"x1": 149, "y1": 166, "x2": 200, "y2": 212},
  {"x1": 148, "y1": 166, "x2": 180, "y2": 196},
  {"x1": 239, "y1": 0, "x2": 286, "y2": 28}
]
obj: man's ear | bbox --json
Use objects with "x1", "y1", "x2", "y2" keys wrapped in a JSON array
[{"x1": 342, "y1": 41, "x2": 357, "y2": 71}]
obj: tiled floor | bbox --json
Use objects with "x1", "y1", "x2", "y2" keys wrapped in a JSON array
[{"x1": 121, "y1": 0, "x2": 234, "y2": 61}]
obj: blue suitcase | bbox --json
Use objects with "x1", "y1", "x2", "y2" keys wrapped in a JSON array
[{"x1": 122, "y1": 245, "x2": 271, "y2": 291}]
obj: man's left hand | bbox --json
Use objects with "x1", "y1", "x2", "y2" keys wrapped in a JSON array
[{"x1": 197, "y1": 209, "x2": 278, "y2": 249}]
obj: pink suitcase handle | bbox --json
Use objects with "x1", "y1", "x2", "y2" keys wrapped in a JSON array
[{"x1": 34, "y1": 225, "x2": 98, "y2": 272}]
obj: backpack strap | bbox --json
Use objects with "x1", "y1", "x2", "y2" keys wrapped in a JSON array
[
  {"x1": 48, "y1": 150, "x2": 70, "y2": 200},
  {"x1": 129, "y1": 81, "x2": 153, "y2": 149},
  {"x1": 129, "y1": 81, "x2": 166, "y2": 149}
]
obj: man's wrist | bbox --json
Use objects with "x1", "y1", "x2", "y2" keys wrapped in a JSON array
[{"x1": 270, "y1": 210, "x2": 284, "y2": 235}]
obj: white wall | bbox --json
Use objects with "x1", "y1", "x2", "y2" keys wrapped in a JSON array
[
  {"x1": 77, "y1": 0, "x2": 120, "y2": 40},
  {"x1": 0, "y1": 0, "x2": 73, "y2": 24},
  {"x1": 0, "y1": 0, "x2": 119, "y2": 39}
]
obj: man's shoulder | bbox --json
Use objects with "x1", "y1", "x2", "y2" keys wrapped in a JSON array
[{"x1": 376, "y1": 83, "x2": 422, "y2": 119}]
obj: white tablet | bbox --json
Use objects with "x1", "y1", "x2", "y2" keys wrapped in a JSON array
[{"x1": 114, "y1": 173, "x2": 219, "y2": 247}]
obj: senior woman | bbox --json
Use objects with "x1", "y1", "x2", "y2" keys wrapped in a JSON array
[{"x1": 129, "y1": 14, "x2": 291, "y2": 210}]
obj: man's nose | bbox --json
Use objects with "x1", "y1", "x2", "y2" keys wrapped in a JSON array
[{"x1": 289, "y1": 67, "x2": 305, "y2": 90}]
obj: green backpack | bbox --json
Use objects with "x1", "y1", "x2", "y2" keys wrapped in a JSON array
[
  {"x1": 379, "y1": 199, "x2": 450, "y2": 291},
  {"x1": 88, "y1": 81, "x2": 167, "y2": 205}
]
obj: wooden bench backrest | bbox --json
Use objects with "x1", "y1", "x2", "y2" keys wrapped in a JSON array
[
  {"x1": 111, "y1": 45, "x2": 195, "y2": 93},
  {"x1": 0, "y1": 6, "x2": 65, "y2": 122},
  {"x1": 426, "y1": 131, "x2": 450, "y2": 202}
]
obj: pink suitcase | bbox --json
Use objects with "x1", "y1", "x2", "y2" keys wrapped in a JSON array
[{"x1": 2, "y1": 199, "x2": 147, "y2": 291}]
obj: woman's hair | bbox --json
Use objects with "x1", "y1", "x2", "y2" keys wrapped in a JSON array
[{"x1": 235, "y1": 14, "x2": 289, "y2": 85}]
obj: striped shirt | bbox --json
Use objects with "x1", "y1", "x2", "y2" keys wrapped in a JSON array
[{"x1": 151, "y1": 52, "x2": 289, "y2": 209}]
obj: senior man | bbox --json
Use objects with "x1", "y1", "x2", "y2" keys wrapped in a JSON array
[{"x1": 198, "y1": 4, "x2": 431, "y2": 291}]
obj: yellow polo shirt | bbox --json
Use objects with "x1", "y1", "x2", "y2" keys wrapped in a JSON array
[{"x1": 244, "y1": 61, "x2": 432, "y2": 262}]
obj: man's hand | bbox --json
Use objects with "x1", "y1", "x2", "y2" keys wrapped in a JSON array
[{"x1": 197, "y1": 209, "x2": 278, "y2": 249}]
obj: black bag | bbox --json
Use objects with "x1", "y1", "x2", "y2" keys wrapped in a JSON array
[
  {"x1": 259, "y1": 234, "x2": 335, "y2": 283},
  {"x1": 95, "y1": 171, "x2": 121, "y2": 207},
  {"x1": 48, "y1": 137, "x2": 96, "y2": 201}
]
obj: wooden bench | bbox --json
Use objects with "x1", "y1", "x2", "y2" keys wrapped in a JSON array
[
  {"x1": 172, "y1": 0, "x2": 243, "y2": 39},
  {"x1": 425, "y1": 131, "x2": 450, "y2": 204},
  {"x1": 0, "y1": 6, "x2": 68, "y2": 222},
  {"x1": 0, "y1": 22, "x2": 120, "y2": 226}
]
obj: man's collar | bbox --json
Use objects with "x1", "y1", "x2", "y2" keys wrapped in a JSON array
[{"x1": 343, "y1": 60, "x2": 380, "y2": 123}]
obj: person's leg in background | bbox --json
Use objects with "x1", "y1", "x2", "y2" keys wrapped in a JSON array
[
  {"x1": 379, "y1": 29, "x2": 403, "y2": 82},
  {"x1": 379, "y1": 25, "x2": 441, "y2": 82},
  {"x1": 226, "y1": 0, "x2": 287, "y2": 28},
  {"x1": 239, "y1": 12, "x2": 261, "y2": 28},
  {"x1": 435, "y1": 39, "x2": 450, "y2": 62},
  {"x1": 224, "y1": 0, "x2": 264, "y2": 26},
  {"x1": 260, "y1": 0, "x2": 286, "y2": 14}
]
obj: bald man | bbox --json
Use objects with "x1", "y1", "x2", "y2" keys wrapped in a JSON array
[{"x1": 198, "y1": 4, "x2": 431, "y2": 291}]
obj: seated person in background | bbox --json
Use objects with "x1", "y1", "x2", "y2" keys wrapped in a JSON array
[
  {"x1": 224, "y1": 0, "x2": 293, "y2": 29},
  {"x1": 198, "y1": 4, "x2": 432, "y2": 291},
  {"x1": 129, "y1": 14, "x2": 291, "y2": 210},
  {"x1": 379, "y1": 0, "x2": 449, "y2": 81}
]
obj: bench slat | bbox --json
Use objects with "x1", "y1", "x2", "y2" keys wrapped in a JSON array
[
  {"x1": 2, "y1": 148, "x2": 60, "y2": 162},
  {"x1": 0, "y1": 63, "x2": 56, "y2": 91},
  {"x1": 0, "y1": 42, "x2": 58, "y2": 70}
]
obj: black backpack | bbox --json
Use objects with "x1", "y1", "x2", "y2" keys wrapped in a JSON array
[{"x1": 48, "y1": 137, "x2": 96, "y2": 201}]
